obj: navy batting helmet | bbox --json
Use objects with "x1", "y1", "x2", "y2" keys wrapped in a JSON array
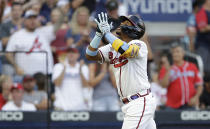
[{"x1": 119, "y1": 15, "x2": 145, "y2": 39}]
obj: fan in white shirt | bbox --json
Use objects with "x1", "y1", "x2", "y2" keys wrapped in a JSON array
[
  {"x1": 5, "y1": 10, "x2": 55, "y2": 75},
  {"x1": 52, "y1": 48, "x2": 89, "y2": 111},
  {"x1": 2, "y1": 83, "x2": 36, "y2": 111}
]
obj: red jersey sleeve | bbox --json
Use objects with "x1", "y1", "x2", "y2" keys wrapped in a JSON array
[
  {"x1": 192, "y1": 64, "x2": 203, "y2": 86},
  {"x1": 159, "y1": 66, "x2": 166, "y2": 80},
  {"x1": 196, "y1": 7, "x2": 208, "y2": 30}
]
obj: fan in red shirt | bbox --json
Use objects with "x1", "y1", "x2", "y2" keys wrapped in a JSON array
[{"x1": 159, "y1": 44, "x2": 203, "y2": 109}]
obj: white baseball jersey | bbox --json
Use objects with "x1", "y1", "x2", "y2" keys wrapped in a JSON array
[
  {"x1": 99, "y1": 40, "x2": 150, "y2": 98},
  {"x1": 6, "y1": 26, "x2": 54, "y2": 75}
]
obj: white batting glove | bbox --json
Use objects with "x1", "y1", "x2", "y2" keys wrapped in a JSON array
[{"x1": 95, "y1": 12, "x2": 111, "y2": 35}]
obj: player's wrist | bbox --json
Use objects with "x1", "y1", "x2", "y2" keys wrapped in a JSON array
[
  {"x1": 86, "y1": 47, "x2": 98, "y2": 56},
  {"x1": 95, "y1": 32, "x2": 102, "y2": 37}
]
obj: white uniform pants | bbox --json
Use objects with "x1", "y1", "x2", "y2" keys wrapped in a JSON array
[{"x1": 121, "y1": 93, "x2": 157, "y2": 129}]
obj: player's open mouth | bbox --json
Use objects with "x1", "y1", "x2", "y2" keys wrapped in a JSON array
[{"x1": 116, "y1": 27, "x2": 121, "y2": 36}]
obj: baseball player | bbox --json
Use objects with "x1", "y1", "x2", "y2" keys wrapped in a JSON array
[{"x1": 86, "y1": 12, "x2": 156, "y2": 129}]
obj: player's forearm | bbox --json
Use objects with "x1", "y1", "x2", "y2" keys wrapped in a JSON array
[
  {"x1": 104, "y1": 32, "x2": 129, "y2": 54},
  {"x1": 72, "y1": 0, "x2": 84, "y2": 9},
  {"x1": 104, "y1": 32, "x2": 139, "y2": 58},
  {"x1": 85, "y1": 34, "x2": 102, "y2": 61},
  {"x1": 53, "y1": 8, "x2": 65, "y2": 33}
]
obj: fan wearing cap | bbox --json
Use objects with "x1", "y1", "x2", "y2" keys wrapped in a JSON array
[
  {"x1": 52, "y1": 47, "x2": 90, "y2": 111},
  {"x1": 22, "y1": 75, "x2": 47, "y2": 110},
  {"x1": 86, "y1": 12, "x2": 157, "y2": 129},
  {"x1": 2, "y1": 83, "x2": 36, "y2": 111},
  {"x1": 106, "y1": 0, "x2": 119, "y2": 19},
  {"x1": 0, "y1": 2, "x2": 23, "y2": 51},
  {"x1": 5, "y1": 9, "x2": 54, "y2": 75}
]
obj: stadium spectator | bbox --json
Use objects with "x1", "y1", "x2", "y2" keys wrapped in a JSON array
[
  {"x1": 106, "y1": 0, "x2": 119, "y2": 19},
  {"x1": 33, "y1": 72, "x2": 47, "y2": 91},
  {"x1": 185, "y1": 0, "x2": 204, "y2": 51},
  {"x1": 52, "y1": 48, "x2": 89, "y2": 111},
  {"x1": 200, "y1": 73, "x2": 210, "y2": 109},
  {"x1": 0, "y1": 75, "x2": 13, "y2": 110},
  {"x1": 93, "y1": 0, "x2": 107, "y2": 20},
  {"x1": 31, "y1": 1, "x2": 42, "y2": 14},
  {"x1": 0, "y1": 2, "x2": 23, "y2": 50},
  {"x1": 2, "y1": 83, "x2": 36, "y2": 111},
  {"x1": 195, "y1": 0, "x2": 210, "y2": 74},
  {"x1": 22, "y1": 75, "x2": 47, "y2": 110},
  {"x1": 159, "y1": 44, "x2": 203, "y2": 110},
  {"x1": 66, "y1": 6, "x2": 94, "y2": 62},
  {"x1": 40, "y1": 0, "x2": 57, "y2": 25},
  {"x1": 5, "y1": 10, "x2": 54, "y2": 76},
  {"x1": 0, "y1": 0, "x2": 5, "y2": 23},
  {"x1": 0, "y1": 2, "x2": 23, "y2": 76},
  {"x1": 151, "y1": 72, "x2": 166, "y2": 110},
  {"x1": 1, "y1": 0, "x2": 12, "y2": 22},
  {"x1": 100, "y1": 0, "x2": 121, "y2": 31},
  {"x1": 71, "y1": 0, "x2": 96, "y2": 14},
  {"x1": 89, "y1": 63, "x2": 120, "y2": 111},
  {"x1": 30, "y1": 1, "x2": 45, "y2": 27},
  {"x1": 50, "y1": 8, "x2": 69, "y2": 63},
  {"x1": 57, "y1": 0, "x2": 70, "y2": 16}
]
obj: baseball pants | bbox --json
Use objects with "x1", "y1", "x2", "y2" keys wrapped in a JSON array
[{"x1": 121, "y1": 93, "x2": 157, "y2": 129}]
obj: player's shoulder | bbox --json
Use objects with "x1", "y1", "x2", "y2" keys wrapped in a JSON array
[{"x1": 128, "y1": 39, "x2": 147, "y2": 47}]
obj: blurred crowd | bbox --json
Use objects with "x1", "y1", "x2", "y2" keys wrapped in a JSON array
[{"x1": 0, "y1": 0, "x2": 209, "y2": 112}]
